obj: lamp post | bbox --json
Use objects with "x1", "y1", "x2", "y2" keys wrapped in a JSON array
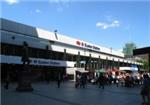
[{"x1": 54, "y1": 29, "x2": 58, "y2": 40}]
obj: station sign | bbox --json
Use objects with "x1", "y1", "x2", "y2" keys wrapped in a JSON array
[
  {"x1": 0, "y1": 55, "x2": 74, "y2": 67},
  {"x1": 31, "y1": 59, "x2": 60, "y2": 66},
  {"x1": 76, "y1": 40, "x2": 100, "y2": 51}
]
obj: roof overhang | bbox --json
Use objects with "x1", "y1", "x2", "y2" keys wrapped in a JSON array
[
  {"x1": 133, "y1": 47, "x2": 150, "y2": 55},
  {"x1": 133, "y1": 47, "x2": 150, "y2": 72}
]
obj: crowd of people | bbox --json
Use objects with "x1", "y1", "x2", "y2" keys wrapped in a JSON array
[
  {"x1": 75, "y1": 73, "x2": 87, "y2": 88},
  {"x1": 74, "y1": 71, "x2": 150, "y2": 105},
  {"x1": 4, "y1": 68, "x2": 150, "y2": 104},
  {"x1": 90, "y1": 71, "x2": 148, "y2": 87}
]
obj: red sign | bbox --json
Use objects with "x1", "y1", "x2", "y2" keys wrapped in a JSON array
[
  {"x1": 76, "y1": 41, "x2": 81, "y2": 46},
  {"x1": 76, "y1": 40, "x2": 100, "y2": 51}
]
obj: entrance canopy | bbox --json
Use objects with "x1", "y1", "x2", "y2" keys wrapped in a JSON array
[
  {"x1": 133, "y1": 47, "x2": 150, "y2": 55},
  {"x1": 76, "y1": 68, "x2": 89, "y2": 73}
]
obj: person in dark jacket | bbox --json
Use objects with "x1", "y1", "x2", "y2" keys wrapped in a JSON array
[
  {"x1": 4, "y1": 72, "x2": 10, "y2": 90},
  {"x1": 57, "y1": 72, "x2": 61, "y2": 88},
  {"x1": 141, "y1": 74, "x2": 150, "y2": 105},
  {"x1": 98, "y1": 73, "x2": 105, "y2": 89}
]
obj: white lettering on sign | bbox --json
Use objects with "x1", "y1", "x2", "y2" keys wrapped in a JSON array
[
  {"x1": 31, "y1": 59, "x2": 60, "y2": 66},
  {"x1": 0, "y1": 55, "x2": 75, "y2": 67},
  {"x1": 76, "y1": 41, "x2": 100, "y2": 51}
]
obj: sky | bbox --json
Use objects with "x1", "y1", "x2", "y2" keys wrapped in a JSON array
[{"x1": 1, "y1": 0, "x2": 150, "y2": 51}]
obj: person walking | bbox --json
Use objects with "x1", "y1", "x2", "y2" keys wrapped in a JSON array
[
  {"x1": 4, "y1": 72, "x2": 10, "y2": 90},
  {"x1": 75, "y1": 74, "x2": 81, "y2": 88},
  {"x1": 116, "y1": 75, "x2": 120, "y2": 87},
  {"x1": 80, "y1": 74, "x2": 87, "y2": 88},
  {"x1": 57, "y1": 72, "x2": 61, "y2": 88},
  {"x1": 140, "y1": 74, "x2": 150, "y2": 105},
  {"x1": 98, "y1": 73, "x2": 105, "y2": 89}
]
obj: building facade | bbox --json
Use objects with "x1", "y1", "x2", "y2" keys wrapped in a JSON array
[{"x1": 0, "y1": 18, "x2": 142, "y2": 81}]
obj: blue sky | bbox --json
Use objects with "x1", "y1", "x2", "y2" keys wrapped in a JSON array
[{"x1": 1, "y1": 0, "x2": 150, "y2": 51}]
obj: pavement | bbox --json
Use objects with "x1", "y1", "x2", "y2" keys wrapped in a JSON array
[{"x1": 1, "y1": 81, "x2": 142, "y2": 105}]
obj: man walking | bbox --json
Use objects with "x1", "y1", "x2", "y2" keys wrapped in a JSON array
[{"x1": 57, "y1": 72, "x2": 61, "y2": 88}]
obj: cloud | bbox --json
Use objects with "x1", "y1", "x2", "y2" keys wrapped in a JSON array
[
  {"x1": 96, "y1": 20, "x2": 120, "y2": 30},
  {"x1": 49, "y1": 0, "x2": 70, "y2": 12},
  {"x1": 3, "y1": 0, "x2": 19, "y2": 5},
  {"x1": 35, "y1": 9, "x2": 41, "y2": 13},
  {"x1": 56, "y1": 7, "x2": 63, "y2": 12},
  {"x1": 49, "y1": 0, "x2": 70, "y2": 3},
  {"x1": 29, "y1": 9, "x2": 41, "y2": 14}
]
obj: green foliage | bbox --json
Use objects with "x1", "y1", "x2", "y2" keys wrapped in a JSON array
[
  {"x1": 142, "y1": 59, "x2": 149, "y2": 72},
  {"x1": 137, "y1": 59, "x2": 149, "y2": 71}
]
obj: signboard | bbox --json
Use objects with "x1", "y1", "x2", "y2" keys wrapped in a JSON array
[
  {"x1": 31, "y1": 58, "x2": 60, "y2": 66},
  {"x1": 0, "y1": 55, "x2": 75, "y2": 67},
  {"x1": 76, "y1": 41, "x2": 100, "y2": 51}
]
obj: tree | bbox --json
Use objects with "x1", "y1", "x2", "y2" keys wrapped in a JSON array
[
  {"x1": 142, "y1": 59, "x2": 149, "y2": 72},
  {"x1": 123, "y1": 42, "x2": 136, "y2": 58},
  {"x1": 137, "y1": 59, "x2": 149, "y2": 72}
]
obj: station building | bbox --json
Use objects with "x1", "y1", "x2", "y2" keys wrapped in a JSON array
[{"x1": 0, "y1": 18, "x2": 142, "y2": 81}]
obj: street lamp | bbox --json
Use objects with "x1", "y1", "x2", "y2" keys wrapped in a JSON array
[{"x1": 54, "y1": 29, "x2": 58, "y2": 40}]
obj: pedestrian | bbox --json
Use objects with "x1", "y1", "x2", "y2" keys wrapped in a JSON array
[
  {"x1": 75, "y1": 74, "x2": 81, "y2": 88},
  {"x1": 4, "y1": 72, "x2": 10, "y2": 90},
  {"x1": 80, "y1": 74, "x2": 87, "y2": 88},
  {"x1": 57, "y1": 72, "x2": 61, "y2": 88},
  {"x1": 108, "y1": 75, "x2": 112, "y2": 86},
  {"x1": 116, "y1": 75, "x2": 120, "y2": 87},
  {"x1": 140, "y1": 74, "x2": 150, "y2": 105},
  {"x1": 98, "y1": 73, "x2": 105, "y2": 89}
]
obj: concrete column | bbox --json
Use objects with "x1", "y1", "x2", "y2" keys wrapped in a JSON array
[
  {"x1": 76, "y1": 51, "x2": 80, "y2": 67},
  {"x1": 63, "y1": 49, "x2": 67, "y2": 61},
  {"x1": 92, "y1": 59, "x2": 95, "y2": 70},
  {"x1": 102, "y1": 59, "x2": 104, "y2": 68},
  {"x1": 85, "y1": 57, "x2": 88, "y2": 70},
  {"x1": 91, "y1": 59, "x2": 94, "y2": 69},
  {"x1": 117, "y1": 60, "x2": 120, "y2": 69},
  {"x1": 89, "y1": 54, "x2": 92, "y2": 70},
  {"x1": 148, "y1": 54, "x2": 150, "y2": 72},
  {"x1": 123, "y1": 61, "x2": 125, "y2": 67},
  {"x1": 97, "y1": 56, "x2": 101, "y2": 70},
  {"x1": 94, "y1": 59, "x2": 97, "y2": 70},
  {"x1": 112, "y1": 58, "x2": 114, "y2": 69},
  {"x1": 105, "y1": 57, "x2": 108, "y2": 69},
  {"x1": 46, "y1": 45, "x2": 49, "y2": 59}
]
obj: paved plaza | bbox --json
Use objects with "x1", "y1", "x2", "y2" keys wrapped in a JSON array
[{"x1": 2, "y1": 81, "x2": 142, "y2": 105}]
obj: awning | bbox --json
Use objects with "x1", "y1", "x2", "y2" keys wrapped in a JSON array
[
  {"x1": 76, "y1": 70, "x2": 89, "y2": 73},
  {"x1": 76, "y1": 68, "x2": 89, "y2": 73}
]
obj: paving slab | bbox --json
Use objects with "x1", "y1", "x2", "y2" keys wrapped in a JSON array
[{"x1": 1, "y1": 82, "x2": 142, "y2": 105}]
